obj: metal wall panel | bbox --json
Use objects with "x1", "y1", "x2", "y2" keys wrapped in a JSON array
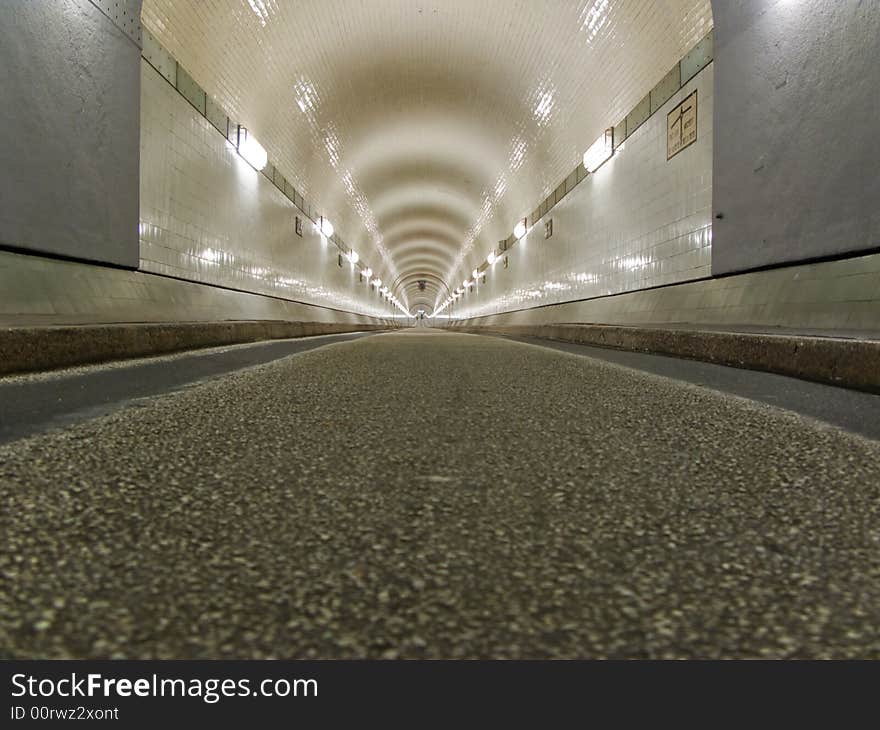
[
  {"x1": 625, "y1": 94, "x2": 651, "y2": 137},
  {"x1": 204, "y1": 96, "x2": 228, "y2": 136},
  {"x1": 88, "y1": 0, "x2": 143, "y2": 46},
  {"x1": 142, "y1": 28, "x2": 176, "y2": 84},
  {"x1": 650, "y1": 65, "x2": 681, "y2": 114},
  {"x1": 680, "y1": 29, "x2": 713, "y2": 84},
  {"x1": 175, "y1": 65, "x2": 206, "y2": 115}
]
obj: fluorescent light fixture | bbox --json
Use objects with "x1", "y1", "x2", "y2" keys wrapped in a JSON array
[
  {"x1": 487, "y1": 252, "x2": 497, "y2": 265},
  {"x1": 319, "y1": 217, "x2": 334, "y2": 238},
  {"x1": 236, "y1": 127, "x2": 268, "y2": 171},
  {"x1": 583, "y1": 128, "x2": 614, "y2": 173},
  {"x1": 347, "y1": 250, "x2": 359, "y2": 264},
  {"x1": 362, "y1": 267, "x2": 372, "y2": 278}
]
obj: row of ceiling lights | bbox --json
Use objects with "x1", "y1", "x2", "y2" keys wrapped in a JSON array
[
  {"x1": 235, "y1": 128, "x2": 411, "y2": 317},
  {"x1": 430, "y1": 128, "x2": 615, "y2": 317}
]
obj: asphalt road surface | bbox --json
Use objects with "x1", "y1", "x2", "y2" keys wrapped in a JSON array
[{"x1": 2, "y1": 330, "x2": 879, "y2": 658}]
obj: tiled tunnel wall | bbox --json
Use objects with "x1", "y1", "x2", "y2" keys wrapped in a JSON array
[
  {"x1": 139, "y1": 59, "x2": 387, "y2": 320},
  {"x1": 1, "y1": 2, "x2": 878, "y2": 335},
  {"x1": 446, "y1": 8, "x2": 880, "y2": 335},
  {"x1": 452, "y1": 65, "x2": 713, "y2": 320},
  {"x1": 0, "y1": 247, "x2": 386, "y2": 328},
  {"x1": 0, "y1": 7, "x2": 395, "y2": 328},
  {"x1": 448, "y1": 251, "x2": 880, "y2": 336}
]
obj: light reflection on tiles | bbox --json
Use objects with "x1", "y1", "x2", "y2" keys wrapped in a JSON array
[
  {"x1": 139, "y1": 60, "x2": 389, "y2": 318},
  {"x1": 453, "y1": 68, "x2": 713, "y2": 320},
  {"x1": 141, "y1": 0, "x2": 713, "y2": 313}
]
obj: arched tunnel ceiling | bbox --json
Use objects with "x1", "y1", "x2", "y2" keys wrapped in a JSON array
[{"x1": 141, "y1": 0, "x2": 713, "y2": 310}]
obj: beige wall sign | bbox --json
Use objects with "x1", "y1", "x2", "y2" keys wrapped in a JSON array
[{"x1": 667, "y1": 90, "x2": 697, "y2": 160}]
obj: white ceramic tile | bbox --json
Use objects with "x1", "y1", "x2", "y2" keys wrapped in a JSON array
[
  {"x1": 139, "y1": 61, "x2": 390, "y2": 318},
  {"x1": 140, "y1": 0, "x2": 713, "y2": 311},
  {"x1": 442, "y1": 247, "x2": 880, "y2": 338},
  {"x1": 454, "y1": 67, "x2": 713, "y2": 319}
]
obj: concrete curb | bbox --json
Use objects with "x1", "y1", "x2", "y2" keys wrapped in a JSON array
[
  {"x1": 451, "y1": 323, "x2": 880, "y2": 393},
  {"x1": 0, "y1": 320, "x2": 392, "y2": 376}
]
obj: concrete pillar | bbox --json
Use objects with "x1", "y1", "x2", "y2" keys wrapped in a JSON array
[
  {"x1": 711, "y1": 0, "x2": 880, "y2": 274},
  {"x1": 0, "y1": 0, "x2": 143, "y2": 267}
]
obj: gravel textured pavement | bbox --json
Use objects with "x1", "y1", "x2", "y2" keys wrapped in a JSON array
[{"x1": 1, "y1": 330, "x2": 879, "y2": 658}]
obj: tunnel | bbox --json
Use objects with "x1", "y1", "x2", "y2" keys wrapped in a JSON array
[{"x1": 1, "y1": 0, "x2": 880, "y2": 667}]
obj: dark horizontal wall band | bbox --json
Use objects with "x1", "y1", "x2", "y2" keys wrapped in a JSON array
[
  {"x1": 451, "y1": 324, "x2": 880, "y2": 394},
  {"x1": 0, "y1": 242, "x2": 139, "y2": 272},
  {"x1": 0, "y1": 321, "x2": 393, "y2": 377}
]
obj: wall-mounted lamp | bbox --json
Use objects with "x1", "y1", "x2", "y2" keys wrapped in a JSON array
[
  {"x1": 513, "y1": 218, "x2": 527, "y2": 239},
  {"x1": 319, "y1": 216, "x2": 334, "y2": 238},
  {"x1": 362, "y1": 267, "x2": 372, "y2": 278},
  {"x1": 487, "y1": 251, "x2": 497, "y2": 265},
  {"x1": 583, "y1": 128, "x2": 614, "y2": 173},
  {"x1": 347, "y1": 250, "x2": 359, "y2": 264},
  {"x1": 236, "y1": 126, "x2": 268, "y2": 171}
]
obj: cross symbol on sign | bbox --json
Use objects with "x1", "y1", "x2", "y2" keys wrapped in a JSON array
[{"x1": 667, "y1": 90, "x2": 698, "y2": 160}]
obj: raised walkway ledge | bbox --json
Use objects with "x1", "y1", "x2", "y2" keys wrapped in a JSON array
[
  {"x1": 449, "y1": 323, "x2": 880, "y2": 394},
  {"x1": 3, "y1": 320, "x2": 878, "y2": 394},
  {"x1": 0, "y1": 320, "x2": 392, "y2": 377}
]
